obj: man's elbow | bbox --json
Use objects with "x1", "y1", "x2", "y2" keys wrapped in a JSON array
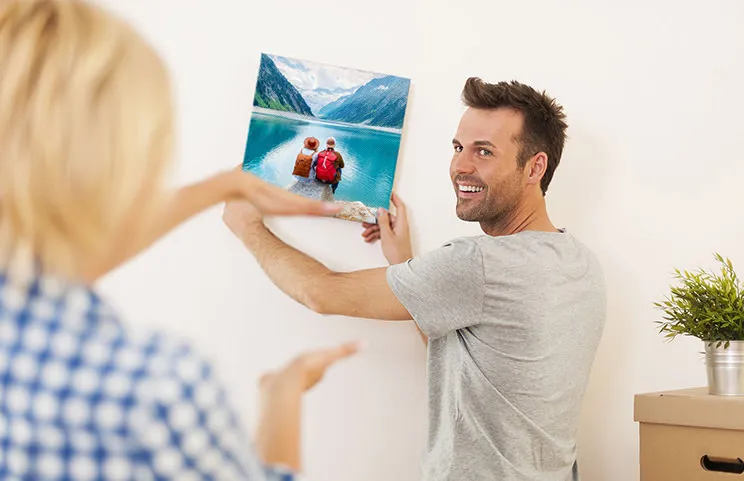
[
  {"x1": 302, "y1": 274, "x2": 341, "y2": 316},
  {"x1": 305, "y1": 297, "x2": 332, "y2": 316},
  {"x1": 302, "y1": 290, "x2": 330, "y2": 315}
]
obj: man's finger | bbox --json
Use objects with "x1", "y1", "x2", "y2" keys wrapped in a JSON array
[
  {"x1": 363, "y1": 231, "x2": 380, "y2": 240},
  {"x1": 362, "y1": 224, "x2": 380, "y2": 236},
  {"x1": 363, "y1": 229, "x2": 381, "y2": 243}
]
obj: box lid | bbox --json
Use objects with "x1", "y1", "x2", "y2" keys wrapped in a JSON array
[{"x1": 634, "y1": 387, "x2": 744, "y2": 430}]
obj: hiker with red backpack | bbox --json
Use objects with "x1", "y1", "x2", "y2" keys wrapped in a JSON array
[{"x1": 313, "y1": 137, "x2": 344, "y2": 194}]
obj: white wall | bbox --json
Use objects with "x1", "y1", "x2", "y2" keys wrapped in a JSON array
[{"x1": 93, "y1": 1, "x2": 744, "y2": 480}]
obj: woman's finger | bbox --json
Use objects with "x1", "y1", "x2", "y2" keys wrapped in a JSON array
[
  {"x1": 271, "y1": 190, "x2": 340, "y2": 217},
  {"x1": 318, "y1": 342, "x2": 360, "y2": 367}
]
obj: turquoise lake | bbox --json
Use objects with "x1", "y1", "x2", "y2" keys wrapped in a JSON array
[{"x1": 242, "y1": 111, "x2": 402, "y2": 209}]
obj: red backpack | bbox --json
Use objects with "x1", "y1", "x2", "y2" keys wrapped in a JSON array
[{"x1": 315, "y1": 149, "x2": 338, "y2": 183}]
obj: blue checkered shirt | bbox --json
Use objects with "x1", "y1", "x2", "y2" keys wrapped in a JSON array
[{"x1": 0, "y1": 271, "x2": 295, "y2": 480}]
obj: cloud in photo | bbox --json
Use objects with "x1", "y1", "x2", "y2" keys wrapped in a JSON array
[{"x1": 271, "y1": 55, "x2": 385, "y2": 113}]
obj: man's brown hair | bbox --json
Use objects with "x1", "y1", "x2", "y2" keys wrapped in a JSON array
[{"x1": 461, "y1": 77, "x2": 568, "y2": 195}]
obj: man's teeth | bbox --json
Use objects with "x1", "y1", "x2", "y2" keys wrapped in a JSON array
[{"x1": 459, "y1": 185, "x2": 485, "y2": 193}]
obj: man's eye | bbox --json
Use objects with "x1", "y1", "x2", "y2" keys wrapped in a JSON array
[
  {"x1": 454, "y1": 145, "x2": 463, "y2": 153},
  {"x1": 478, "y1": 149, "x2": 492, "y2": 156}
]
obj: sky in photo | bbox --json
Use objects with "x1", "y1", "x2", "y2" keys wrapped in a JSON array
[{"x1": 270, "y1": 55, "x2": 386, "y2": 113}]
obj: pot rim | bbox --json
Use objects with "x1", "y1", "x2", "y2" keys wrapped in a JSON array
[{"x1": 704, "y1": 339, "x2": 744, "y2": 353}]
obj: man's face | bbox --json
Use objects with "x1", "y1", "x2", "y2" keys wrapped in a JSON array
[{"x1": 450, "y1": 107, "x2": 530, "y2": 224}]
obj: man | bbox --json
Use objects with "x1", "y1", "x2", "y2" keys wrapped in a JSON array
[
  {"x1": 313, "y1": 137, "x2": 344, "y2": 194},
  {"x1": 223, "y1": 77, "x2": 607, "y2": 481}
]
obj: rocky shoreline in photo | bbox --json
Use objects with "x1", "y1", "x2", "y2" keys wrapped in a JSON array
[{"x1": 287, "y1": 179, "x2": 378, "y2": 224}]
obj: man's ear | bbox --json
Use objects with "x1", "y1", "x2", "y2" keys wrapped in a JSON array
[{"x1": 526, "y1": 152, "x2": 548, "y2": 186}]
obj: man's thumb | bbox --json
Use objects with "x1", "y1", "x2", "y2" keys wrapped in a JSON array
[{"x1": 378, "y1": 208, "x2": 393, "y2": 238}]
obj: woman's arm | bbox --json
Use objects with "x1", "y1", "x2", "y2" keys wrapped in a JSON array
[
  {"x1": 256, "y1": 374, "x2": 303, "y2": 470},
  {"x1": 86, "y1": 169, "x2": 339, "y2": 282},
  {"x1": 255, "y1": 342, "x2": 359, "y2": 472}
]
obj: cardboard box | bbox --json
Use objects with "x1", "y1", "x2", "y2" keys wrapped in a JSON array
[{"x1": 634, "y1": 387, "x2": 744, "y2": 480}]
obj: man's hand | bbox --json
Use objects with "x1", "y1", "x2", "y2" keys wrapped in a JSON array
[
  {"x1": 222, "y1": 199, "x2": 265, "y2": 242},
  {"x1": 361, "y1": 192, "x2": 413, "y2": 265}
]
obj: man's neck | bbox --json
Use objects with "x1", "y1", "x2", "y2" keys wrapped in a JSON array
[{"x1": 480, "y1": 197, "x2": 557, "y2": 237}]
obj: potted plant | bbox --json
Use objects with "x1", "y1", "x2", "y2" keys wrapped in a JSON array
[{"x1": 654, "y1": 253, "x2": 744, "y2": 396}]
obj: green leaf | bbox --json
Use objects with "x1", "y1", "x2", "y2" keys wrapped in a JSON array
[{"x1": 652, "y1": 253, "x2": 744, "y2": 343}]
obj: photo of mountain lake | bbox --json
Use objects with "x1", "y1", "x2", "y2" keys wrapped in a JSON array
[{"x1": 242, "y1": 53, "x2": 411, "y2": 224}]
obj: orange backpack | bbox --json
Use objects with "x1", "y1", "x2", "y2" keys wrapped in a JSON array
[{"x1": 292, "y1": 150, "x2": 313, "y2": 178}]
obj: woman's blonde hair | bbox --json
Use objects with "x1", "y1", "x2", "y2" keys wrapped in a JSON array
[{"x1": 0, "y1": 0, "x2": 174, "y2": 279}]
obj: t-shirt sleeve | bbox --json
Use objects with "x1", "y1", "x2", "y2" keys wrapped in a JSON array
[{"x1": 386, "y1": 237, "x2": 484, "y2": 339}]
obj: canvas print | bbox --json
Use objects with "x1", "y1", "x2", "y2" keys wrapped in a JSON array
[{"x1": 242, "y1": 53, "x2": 411, "y2": 224}]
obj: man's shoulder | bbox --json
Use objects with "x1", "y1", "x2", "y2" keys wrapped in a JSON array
[
  {"x1": 470, "y1": 230, "x2": 604, "y2": 280},
  {"x1": 475, "y1": 229, "x2": 595, "y2": 257},
  {"x1": 424, "y1": 235, "x2": 485, "y2": 263},
  {"x1": 386, "y1": 235, "x2": 484, "y2": 286}
]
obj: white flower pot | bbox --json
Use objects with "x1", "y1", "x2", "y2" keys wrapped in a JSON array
[{"x1": 705, "y1": 340, "x2": 744, "y2": 395}]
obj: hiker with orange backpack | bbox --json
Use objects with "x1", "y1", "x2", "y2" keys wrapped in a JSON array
[
  {"x1": 292, "y1": 136, "x2": 319, "y2": 182},
  {"x1": 313, "y1": 137, "x2": 344, "y2": 194}
]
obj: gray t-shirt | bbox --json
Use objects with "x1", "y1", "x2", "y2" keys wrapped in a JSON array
[{"x1": 386, "y1": 230, "x2": 606, "y2": 481}]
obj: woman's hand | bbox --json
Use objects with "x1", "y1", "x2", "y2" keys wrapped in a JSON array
[
  {"x1": 226, "y1": 167, "x2": 340, "y2": 218},
  {"x1": 260, "y1": 341, "x2": 360, "y2": 395},
  {"x1": 255, "y1": 341, "x2": 360, "y2": 472}
]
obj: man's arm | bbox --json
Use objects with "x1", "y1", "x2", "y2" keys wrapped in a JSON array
[
  {"x1": 229, "y1": 213, "x2": 411, "y2": 321},
  {"x1": 362, "y1": 194, "x2": 428, "y2": 345}
]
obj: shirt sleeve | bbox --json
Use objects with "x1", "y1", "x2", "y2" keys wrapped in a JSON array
[
  {"x1": 129, "y1": 343, "x2": 297, "y2": 481},
  {"x1": 386, "y1": 237, "x2": 485, "y2": 339}
]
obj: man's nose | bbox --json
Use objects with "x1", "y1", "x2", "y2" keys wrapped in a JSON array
[{"x1": 452, "y1": 152, "x2": 476, "y2": 175}]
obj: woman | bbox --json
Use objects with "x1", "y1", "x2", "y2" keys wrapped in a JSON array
[
  {"x1": 292, "y1": 136, "x2": 320, "y2": 182},
  {"x1": 0, "y1": 0, "x2": 353, "y2": 479}
]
